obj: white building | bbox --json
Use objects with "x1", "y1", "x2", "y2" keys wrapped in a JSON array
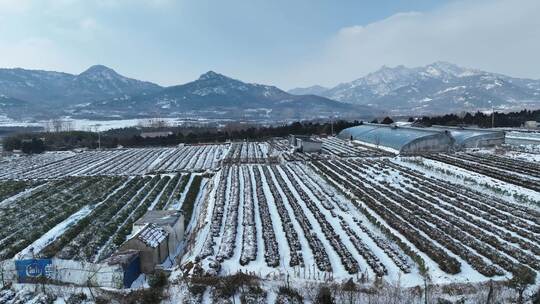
[{"x1": 289, "y1": 135, "x2": 323, "y2": 153}]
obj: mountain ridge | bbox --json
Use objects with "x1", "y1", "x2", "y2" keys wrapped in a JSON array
[
  {"x1": 0, "y1": 65, "x2": 162, "y2": 108},
  {"x1": 289, "y1": 62, "x2": 540, "y2": 115},
  {"x1": 75, "y1": 70, "x2": 372, "y2": 120}
]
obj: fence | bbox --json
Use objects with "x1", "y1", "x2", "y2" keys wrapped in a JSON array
[{"x1": 1, "y1": 258, "x2": 136, "y2": 289}]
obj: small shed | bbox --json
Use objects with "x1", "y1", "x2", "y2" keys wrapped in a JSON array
[
  {"x1": 288, "y1": 134, "x2": 312, "y2": 146},
  {"x1": 289, "y1": 135, "x2": 322, "y2": 153},
  {"x1": 297, "y1": 138, "x2": 322, "y2": 153},
  {"x1": 119, "y1": 224, "x2": 169, "y2": 274},
  {"x1": 133, "y1": 210, "x2": 184, "y2": 257}
]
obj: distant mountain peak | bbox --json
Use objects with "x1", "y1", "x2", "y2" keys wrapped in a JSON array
[
  {"x1": 80, "y1": 64, "x2": 117, "y2": 75},
  {"x1": 198, "y1": 70, "x2": 229, "y2": 81}
]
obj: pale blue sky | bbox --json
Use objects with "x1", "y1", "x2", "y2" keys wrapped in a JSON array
[{"x1": 0, "y1": 0, "x2": 538, "y2": 89}]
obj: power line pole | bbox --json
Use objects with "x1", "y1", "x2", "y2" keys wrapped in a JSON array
[
  {"x1": 491, "y1": 105, "x2": 495, "y2": 128},
  {"x1": 92, "y1": 124, "x2": 102, "y2": 149}
]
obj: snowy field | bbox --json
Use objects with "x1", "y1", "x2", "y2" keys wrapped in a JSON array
[
  {"x1": 0, "y1": 137, "x2": 539, "y2": 302},
  {"x1": 182, "y1": 153, "x2": 540, "y2": 291}
]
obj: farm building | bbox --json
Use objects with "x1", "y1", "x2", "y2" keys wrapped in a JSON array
[
  {"x1": 428, "y1": 126, "x2": 505, "y2": 150},
  {"x1": 288, "y1": 135, "x2": 309, "y2": 146},
  {"x1": 338, "y1": 123, "x2": 454, "y2": 154},
  {"x1": 119, "y1": 223, "x2": 170, "y2": 274},
  {"x1": 289, "y1": 135, "x2": 323, "y2": 153},
  {"x1": 133, "y1": 210, "x2": 184, "y2": 257}
]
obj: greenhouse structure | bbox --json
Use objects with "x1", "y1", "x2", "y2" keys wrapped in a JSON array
[
  {"x1": 337, "y1": 123, "x2": 454, "y2": 154},
  {"x1": 429, "y1": 126, "x2": 505, "y2": 149}
]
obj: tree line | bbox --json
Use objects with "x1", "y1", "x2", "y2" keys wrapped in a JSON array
[
  {"x1": 416, "y1": 109, "x2": 540, "y2": 128},
  {"x1": 2, "y1": 120, "x2": 360, "y2": 153}
]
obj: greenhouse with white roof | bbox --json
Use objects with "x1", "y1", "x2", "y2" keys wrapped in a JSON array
[
  {"x1": 429, "y1": 126, "x2": 505, "y2": 149},
  {"x1": 338, "y1": 123, "x2": 506, "y2": 154},
  {"x1": 337, "y1": 123, "x2": 454, "y2": 154}
]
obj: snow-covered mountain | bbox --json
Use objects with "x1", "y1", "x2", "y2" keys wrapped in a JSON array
[
  {"x1": 0, "y1": 65, "x2": 162, "y2": 108},
  {"x1": 78, "y1": 71, "x2": 372, "y2": 120},
  {"x1": 290, "y1": 62, "x2": 540, "y2": 115}
]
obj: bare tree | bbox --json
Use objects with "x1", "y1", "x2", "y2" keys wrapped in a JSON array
[
  {"x1": 45, "y1": 119, "x2": 73, "y2": 133},
  {"x1": 139, "y1": 118, "x2": 171, "y2": 129}
]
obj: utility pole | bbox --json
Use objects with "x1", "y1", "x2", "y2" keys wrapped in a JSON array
[
  {"x1": 92, "y1": 124, "x2": 102, "y2": 149},
  {"x1": 491, "y1": 105, "x2": 495, "y2": 128},
  {"x1": 488, "y1": 100, "x2": 495, "y2": 128}
]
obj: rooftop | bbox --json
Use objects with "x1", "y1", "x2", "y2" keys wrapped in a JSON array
[{"x1": 136, "y1": 223, "x2": 168, "y2": 248}]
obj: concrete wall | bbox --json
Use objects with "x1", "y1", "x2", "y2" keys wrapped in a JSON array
[
  {"x1": 3, "y1": 258, "x2": 125, "y2": 289},
  {"x1": 51, "y1": 259, "x2": 124, "y2": 288}
]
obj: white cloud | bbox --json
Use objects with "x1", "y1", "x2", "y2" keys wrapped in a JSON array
[
  {"x1": 288, "y1": 0, "x2": 540, "y2": 88},
  {"x1": 0, "y1": 0, "x2": 32, "y2": 14},
  {"x1": 0, "y1": 38, "x2": 74, "y2": 71}
]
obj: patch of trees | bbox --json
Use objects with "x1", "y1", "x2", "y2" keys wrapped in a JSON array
[
  {"x1": 380, "y1": 117, "x2": 394, "y2": 124},
  {"x1": 417, "y1": 109, "x2": 540, "y2": 128},
  {"x1": 3, "y1": 137, "x2": 45, "y2": 154}
]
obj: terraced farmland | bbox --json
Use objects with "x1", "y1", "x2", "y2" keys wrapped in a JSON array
[{"x1": 0, "y1": 137, "x2": 538, "y2": 294}]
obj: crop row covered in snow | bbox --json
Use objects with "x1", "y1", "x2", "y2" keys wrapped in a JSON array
[
  {"x1": 0, "y1": 145, "x2": 228, "y2": 179},
  {"x1": 0, "y1": 173, "x2": 202, "y2": 262},
  {"x1": 183, "y1": 155, "x2": 539, "y2": 287}
]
